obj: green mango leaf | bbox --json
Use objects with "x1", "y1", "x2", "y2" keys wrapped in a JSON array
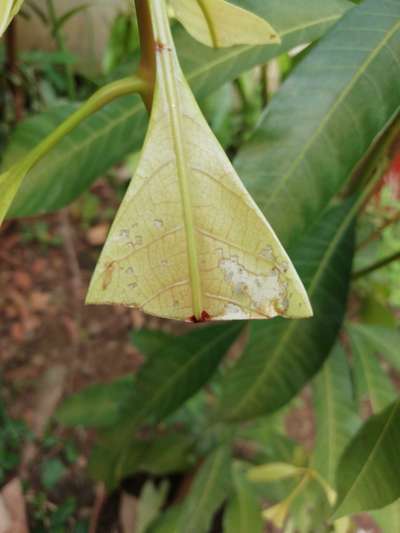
[
  {"x1": 5, "y1": 0, "x2": 350, "y2": 217},
  {"x1": 121, "y1": 323, "x2": 243, "y2": 425},
  {"x1": 224, "y1": 463, "x2": 263, "y2": 533},
  {"x1": 178, "y1": 445, "x2": 232, "y2": 533},
  {"x1": 312, "y1": 345, "x2": 360, "y2": 486},
  {"x1": 348, "y1": 324, "x2": 396, "y2": 413},
  {"x1": 170, "y1": 0, "x2": 280, "y2": 48},
  {"x1": 333, "y1": 399, "x2": 400, "y2": 519},
  {"x1": 131, "y1": 329, "x2": 175, "y2": 356},
  {"x1": 148, "y1": 506, "x2": 182, "y2": 533},
  {"x1": 345, "y1": 323, "x2": 400, "y2": 525},
  {"x1": 215, "y1": 200, "x2": 355, "y2": 422},
  {"x1": 86, "y1": 0, "x2": 311, "y2": 322},
  {"x1": 55, "y1": 375, "x2": 134, "y2": 429},
  {"x1": 89, "y1": 429, "x2": 195, "y2": 489},
  {"x1": 237, "y1": 0, "x2": 400, "y2": 247},
  {"x1": 347, "y1": 323, "x2": 400, "y2": 372}
]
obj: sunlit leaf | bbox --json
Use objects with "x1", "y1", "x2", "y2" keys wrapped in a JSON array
[
  {"x1": 333, "y1": 399, "x2": 400, "y2": 519},
  {"x1": 170, "y1": 0, "x2": 280, "y2": 48},
  {"x1": 86, "y1": 0, "x2": 312, "y2": 322}
]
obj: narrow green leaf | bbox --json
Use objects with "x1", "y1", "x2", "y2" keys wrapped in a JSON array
[
  {"x1": 216, "y1": 200, "x2": 355, "y2": 422},
  {"x1": 224, "y1": 463, "x2": 263, "y2": 533},
  {"x1": 237, "y1": 0, "x2": 400, "y2": 247},
  {"x1": 5, "y1": 0, "x2": 350, "y2": 217},
  {"x1": 121, "y1": 323, "x2": 243, "y2": 426},
  {"x1": 348, "y1": 325, "x2": 396, "y2": 412},
  {"x1": 248, "y1": 463, "x2": 304, "y2": 484},
  {"x1": 312, "y1": 345, "x2": 360, "y2": 486},
  {"x1": 347, "y1": 323, "x2": 400, "y2": 372},
  {"x1": 178, "y1": 446, "x2": 232, "y2": 533},
  {"x1": 333, "y1": 399, "x2": 400, "y2": 518},
  {"x1": 55, "y1": 376, "x2": 134, "y2": 429}
]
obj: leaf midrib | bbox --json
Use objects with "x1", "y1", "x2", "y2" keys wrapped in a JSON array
[{"x1": 152, "y1": 0, "x2": 203, "y2": 319}]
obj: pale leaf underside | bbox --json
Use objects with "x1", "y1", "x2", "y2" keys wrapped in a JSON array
[
  {"x1": 0, "y1": 0, "x2": 13, "y2": 36},
  {"x1": 86, "y1": 0, "x2": 312, "y2": 322}
]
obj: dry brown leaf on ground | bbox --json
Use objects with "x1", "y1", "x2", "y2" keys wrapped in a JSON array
[{"x1": 0, "y1": 478, "x2": 29, "y2": 533}]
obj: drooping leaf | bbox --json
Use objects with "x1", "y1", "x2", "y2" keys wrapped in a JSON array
[
  {"x1": 178, "y1": 445, "x2": 232, "y2": 533},
  {"x1": 86, "y1": 0, "x2": 312, "y2": 322},
  {"x1": 224, "y1": 463, "x2": 263, "y2": 533},
  {"x1": 348, "y1": 324, "x2": 396, "y2": 413},
  {"x1": 215, "y1": 200, "x2": 355, "y2": 422},
  {"x1": 120, "y1": 323, "x2": 243, "y2": 425},
  {"x1": 0, "y1": 0, "x2": 23, "y2": 36},
  {"x1": 312, "y1": 345, "x2": 360, "y2": 486},
  {"x1": 347, "y1": 323, "x2": 400, "y2": 372},
  {"x1": 237, "y1": 0, "x2": 400, "y2": 247},
  {"x1": 148, "y1": 506, "x2": 182, "y2": 533},
  {"x1": 0, "y1": 0, "x2": 13, "y2": 36},
  {"x1": 333, "y1": 398, "x2": 400, "y2": 519},
  {"x1": 5, "y1": 0, "x2": 350, "y2": 217},
  {"x1": 55, "y1": 376, "x2": 134, "y2": 429},
  {"x1": 170, "y1": 0, "x2": 280, "y2": 48},
  {"x1": 247, "y1": 462, "x2": 304, "y2": 484}
]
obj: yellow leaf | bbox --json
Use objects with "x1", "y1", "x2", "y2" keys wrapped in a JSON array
[
  {"x1": 86, "y1": 0, "x2": 312, "y2": 323},
  {"x1": 170, "y1": 0, "x2": 280, "y2": 48},
  {"x1": 263, "y1": 501, "x2": 290, "y2": 529},
  {"x1": 248, "y1": 462, "x2": 304, "y2": 484},
  {"x1": 0, "y1": 0, "x2": 24, "y2": 37}
]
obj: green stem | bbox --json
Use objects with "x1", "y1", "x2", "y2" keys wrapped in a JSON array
[
  {"x1": 46, "y1": 0, "x2": 76, "y2": 100},
  {"x1": 353, "y1": 249, "x2": 400, "y2": 280},
  {"x1": 17, "y1": 76, "x2": 149, "y2": 176}
]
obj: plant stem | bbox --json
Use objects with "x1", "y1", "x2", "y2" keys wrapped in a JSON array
[
  {"x1": 357, "y1": 211, "x2": 400, "y2": 250},
  {"x1": 46, "y1": 0, "x2": 76, "y2": 100},
  {"x1": 18, "y1": 76, "x2": 149, "y2": 176},
  {"x1": 353, "y1": 249, "x2": 400, "y2": 280},
  {"x1": 135, "y1": 0, "x2": 156, "y2": 109},
  {"x1": 5, "y1": 18, "x2": 24, "y2": 122}
]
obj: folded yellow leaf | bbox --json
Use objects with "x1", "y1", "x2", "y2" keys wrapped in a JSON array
[
  {"x1": 170, "y1": 0, "x2": 280, "y2": 48},
  {"x1": 0, "y1": 0, "x2": 24, "y2": 37},
  {"x1": 86, "y1": 0, "x2": 311, "y2": 322}
]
